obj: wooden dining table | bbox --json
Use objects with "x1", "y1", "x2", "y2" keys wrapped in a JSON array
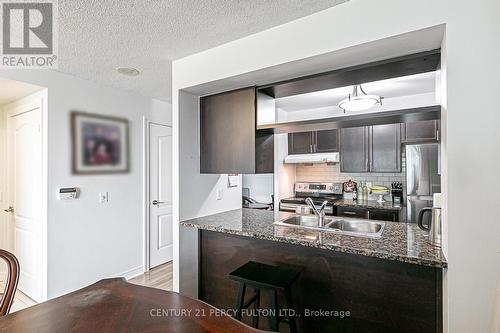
[{"x1": 0, "y1": 278, "x2": 266, "y2": 333}]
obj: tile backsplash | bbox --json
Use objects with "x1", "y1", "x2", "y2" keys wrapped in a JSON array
[{"x1": 295, "y1": 154, "x2": 406, "y2": 192}]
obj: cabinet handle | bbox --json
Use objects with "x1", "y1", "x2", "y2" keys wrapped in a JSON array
[
  {"x1": 343, "y1": 211, "x2": 357, "y2": 215},
  {"x1": 367, "y1": 211, "x2": 370, "y2": 219}
]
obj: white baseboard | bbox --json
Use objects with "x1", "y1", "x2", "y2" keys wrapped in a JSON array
[
  {"x1": 492, "y1": 288, "x2": 500, "y2": 333},
  {"x1": 114, "y1": 265, "x2": 144, "y2": 280}
]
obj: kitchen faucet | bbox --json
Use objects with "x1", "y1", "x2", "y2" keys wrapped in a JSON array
[{"x1": 305, "y1": 198, "x2": 329, "y2": 227}]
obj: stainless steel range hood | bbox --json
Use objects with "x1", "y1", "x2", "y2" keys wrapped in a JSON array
[{"x1": 284, "y1": 152, "x2": 339, "y2": 164}]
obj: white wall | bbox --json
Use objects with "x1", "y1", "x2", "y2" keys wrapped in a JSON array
[
  {"x1": 242, "y1": 174, "x2": 273, "y2": 203},
  {"x1": 178, "y1": 91, "x2": 242, "y2": 221},
  {"x1": 0, "y1": 69, "x2": 171, "y2": 298},
  {"x1": 172, "y1": 0, "x2": 500, "y2": 331},
  {"x1": 274, "y1": 133, "x2": 295, "y2": 205},
  {"x1": 174, "y1": 90, "x2": 242, "y2": 291}
]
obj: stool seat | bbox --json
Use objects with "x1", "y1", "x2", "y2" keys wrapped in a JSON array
[
  {"x1": 229, "y1": 261, "x2": 301, "y2": 290},
  {"x1": 229, "y1": 261, "x2": 301, "y2": 332}
]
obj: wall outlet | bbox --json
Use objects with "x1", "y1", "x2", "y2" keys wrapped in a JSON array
[
  {"x1": 99, "y1": 192, "x2": 109, "y2": 203},
  {"x1": 216, "y1": 188, "x2": 223, "y2": 200}
]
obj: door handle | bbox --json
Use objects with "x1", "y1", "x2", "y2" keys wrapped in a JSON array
[
  {"x1": 3, "y1": 206, "x2": 14, "y2": 213},
  {"x1": 152, "y1": 200, "x2": 165, "y2": 207}
]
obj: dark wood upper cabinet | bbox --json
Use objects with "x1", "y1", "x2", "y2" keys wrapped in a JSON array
[
  {"x1": 341, "y1": 124, "x2": 401, "y2": 173},
  {"x1": 340, "y1": 127, "x2": 370, "y2": 172},
  {"x1": 288, "y1": 129, "x2": 339, "y2": 154},
  {"x1": 200, "y1": 87, "x2": 273, "y2": 174},
  {"x1": 314, "y1": 129, "x2": 339, "y2": 153},
  {"x1": 370, "y1": 124, "x2": 401, "y2": 172},
  {"x1": 402, "y1": 120, "x2": 440, "y2": 143},
  {"x1": 288, "y1": 132, "x2": 314, "y2": 154}
]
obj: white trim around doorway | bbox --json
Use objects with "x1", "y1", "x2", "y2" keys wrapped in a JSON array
[
  {"x1": 2, "y1": 90, "x2": 48, "y2": 302},
  {"x1": 142, "y1": 117, "x2": 173, "y2": 273}
]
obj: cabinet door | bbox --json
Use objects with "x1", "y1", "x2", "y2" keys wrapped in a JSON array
[
  {"x1": 200, "y1": 87, "x2": 256, "y2": 174},
  {"x1": 402, "y1": 120, "x2": 439, "y2": 143},
  {"x1": 368, "y1": 209, "x2": 399, "y2": 222},
  {"x1": 340, "y1": 127, "x2": 369, "y2": 172},
  {"x1": 288, "y1": 132, "x2": 314, "y2": 154},
  {"x1": 370, "y1": 124, "x2": 401, "y2": 172},
  {"x1": 314, "y1": 129, "x2": 339, "y2": 152}
]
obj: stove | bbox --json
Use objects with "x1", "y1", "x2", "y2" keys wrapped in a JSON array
[{"x1": 279, "y1": 182, "x2": 343, "y2": 215}]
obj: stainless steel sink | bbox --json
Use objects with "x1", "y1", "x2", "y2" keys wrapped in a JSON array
[
  {"x1": 325, "y1": 219, "x2": 384, "y2": 237},
  {"x1": 277, "y1": 215, "x2": 333, "y2": 229},
  {"x1": 274, "y1": 215, "x2": 384, "y2": 238}
]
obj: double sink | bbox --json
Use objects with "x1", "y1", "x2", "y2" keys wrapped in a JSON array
[{"x1": 274, "y1": 215, "x2": 385, "y2": 238}]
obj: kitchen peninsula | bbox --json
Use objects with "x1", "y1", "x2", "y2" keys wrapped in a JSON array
[{"x1": 180, "y1": 208, "x2": 446, "y2": 333}]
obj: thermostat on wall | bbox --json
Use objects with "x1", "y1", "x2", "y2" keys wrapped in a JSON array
[{"x1": 59, "y1": 187, "x2": 79, "y2": 200}]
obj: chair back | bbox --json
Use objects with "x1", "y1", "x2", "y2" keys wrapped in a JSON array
[{"x1": 0, "y1": 249, "x2": 20, "y2": 316}]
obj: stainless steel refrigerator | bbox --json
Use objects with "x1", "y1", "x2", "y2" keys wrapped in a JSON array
[{"x1": 406, "y1": 144, "x2": 441, "y2": 224}]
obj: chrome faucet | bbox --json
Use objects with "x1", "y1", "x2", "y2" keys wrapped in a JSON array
[{"x1": 305, "y1": 198, "x2": 328, "y2": 227}]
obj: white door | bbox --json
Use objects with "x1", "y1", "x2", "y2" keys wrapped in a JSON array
[
  {"x1": 7, "y1": 103, "x2": 43, "y2": 301},
  {"x1": 149, "y1": 123, "x2": 173, "y2": 268}
]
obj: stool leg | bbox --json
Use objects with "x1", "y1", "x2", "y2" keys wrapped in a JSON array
[
  {"x1": 269, "y1": 289, "x2": 279, "y2": 332},
  {"x1": 235, "y1": 282, "x2": 246, "y2": 321},
  {"x1": 285, "y1": 288, "x2": 297, "y2": 333},
  {"x1": 252, "y1": 289, "x2": 260, "y2": 328}
]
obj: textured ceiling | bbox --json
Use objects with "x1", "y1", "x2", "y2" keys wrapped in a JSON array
[{"x1": 57, "y1": 0, "x2": 347, "y2": 102}]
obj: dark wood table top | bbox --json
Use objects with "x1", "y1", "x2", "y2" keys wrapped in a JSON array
[{"x1": 0, "y1": 278, "x2": 266, "y2": 333}]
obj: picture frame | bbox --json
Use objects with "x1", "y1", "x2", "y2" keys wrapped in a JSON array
[{"x1": 71, "y1": 111, "x2": 130, "y2": 174}]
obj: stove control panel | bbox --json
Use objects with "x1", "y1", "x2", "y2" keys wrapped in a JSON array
[{"x1": 294, "y1": 182, "x2": 343, "y2": 195}]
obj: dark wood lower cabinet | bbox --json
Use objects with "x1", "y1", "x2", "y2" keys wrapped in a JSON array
[
  {"x1": 199, "y1": 230, "x2": 442, "y2": 333},
  {"x1": 368, "y1": 208, "x2": 399, "y2": 222},
  {"x1": 336, "y1": 206, "x2": 400, "y2": 222}
]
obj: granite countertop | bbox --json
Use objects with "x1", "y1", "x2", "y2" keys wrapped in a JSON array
[
  {"x1": 335, "y1": 199, "x2": 403, "y2": 211},
  {"x1": 180, "y1": 208, "x2": 447, "y2": 268}
]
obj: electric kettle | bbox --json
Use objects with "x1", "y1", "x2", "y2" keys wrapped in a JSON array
[{"x1": 417, "y1": 193, "x2": 443, "y2": 248}]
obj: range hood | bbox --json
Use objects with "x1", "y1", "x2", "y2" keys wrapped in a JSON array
[{"x1": 284, "y1": 152, "x2": 340, "y2": 164}]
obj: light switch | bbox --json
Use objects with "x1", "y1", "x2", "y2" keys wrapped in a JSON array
[
  {"x1": 99, "y1": 192, "x2": 109, "y2": 203},
  {"x1": 216, "y1": 189, "x2": 223, "y2": 200}
]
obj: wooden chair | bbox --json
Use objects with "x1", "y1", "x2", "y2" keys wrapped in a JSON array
[{"x1": 0, "y1": 249, "x2": 20, "y2": 316}]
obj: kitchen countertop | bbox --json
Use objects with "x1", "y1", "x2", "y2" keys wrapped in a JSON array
[
  {"x1": 180, "y1": 208, "x2": 447, "y2": 268},
  {"x1": 335, "y1": 199, "x2": 403, "y2": 210}
]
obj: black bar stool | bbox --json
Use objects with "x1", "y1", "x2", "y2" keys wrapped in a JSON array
[{"x1": 229, "y1": 261, "x2": 301, "y2": 333}]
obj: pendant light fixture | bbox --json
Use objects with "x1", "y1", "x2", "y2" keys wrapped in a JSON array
[{"x1": 338, "y1": 85, "x2": 383, "y2": 112}]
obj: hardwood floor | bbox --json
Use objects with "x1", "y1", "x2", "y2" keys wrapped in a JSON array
[
  {"x1": 129, "y1": 261, "x2": 173, "y2": 291},
  {"x1": 10, "y1": 291, "x2": 37, "y2": 313}
]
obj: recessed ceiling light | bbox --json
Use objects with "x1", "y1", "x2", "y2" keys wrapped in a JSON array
[
  {"x1": 338, "y1": 85, "x2": 383, "y2": 112},
  {"x1": 116, "y1": 67, "x2": 140, "y2": 76}
]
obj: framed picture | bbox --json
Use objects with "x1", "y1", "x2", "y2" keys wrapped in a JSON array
[{"x1": 71, "y1": 112, "x2": 129, "y2": 174}]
